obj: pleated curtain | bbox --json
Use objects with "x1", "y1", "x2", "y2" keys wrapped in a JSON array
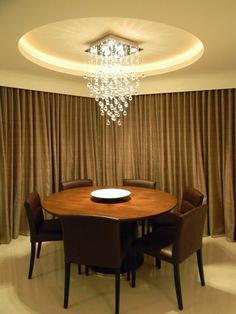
[{"x1": 0, "y1": 86, "x2": 235, "y2": 243}]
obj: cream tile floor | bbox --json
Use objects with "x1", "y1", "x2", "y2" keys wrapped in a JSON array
[{"x1": 0, "y1": 236, "x2": 236, "y2": 314}]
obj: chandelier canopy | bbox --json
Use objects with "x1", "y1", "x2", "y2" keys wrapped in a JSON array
[{"x1": 84, "y1": 34, "x2": 141, "y2": 125}]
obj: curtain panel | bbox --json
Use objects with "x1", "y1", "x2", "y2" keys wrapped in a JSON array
[{"x1": 0, "y1": 86, "x2": 235, "y2": 243}]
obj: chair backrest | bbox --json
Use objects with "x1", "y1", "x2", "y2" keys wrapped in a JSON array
[
  {"x1": 173, "y1": 204, "x2": 207, "y2": 263},
  {"x1": 60, "y1": 179, "x2": 93, "y2": 191},
  {"x1": 179, "y1": 187, "x2": 204, "y2": 214},
  {"x1": 24, "y1": 192, "x2": 44, "y2": 241},
  {"x1": 123, "y1": 179, "x2": 156, "y2": 189},
  {"x1": 60, "y1": 215, "x2": 123, "y2": 269}
]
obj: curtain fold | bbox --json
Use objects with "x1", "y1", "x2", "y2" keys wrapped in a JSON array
[{"x1": 0, "y1": 86, "x2": 235, "y2": 243}]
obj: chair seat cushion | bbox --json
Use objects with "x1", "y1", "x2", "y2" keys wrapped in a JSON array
[
  {"x1": 37, "y1": 219, "x2": 62, "y2": 241},
  {"x1": 160, "y1": 244, "x2": 173, "y2": 258}
]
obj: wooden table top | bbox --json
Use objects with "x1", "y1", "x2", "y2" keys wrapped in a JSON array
[{"x1": 43, "y1": 186, "x2": 177, "y2": 222}]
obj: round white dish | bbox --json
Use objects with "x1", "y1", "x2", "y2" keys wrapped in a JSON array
[{"x1": 91, "y1": 188, "x2": 131, "y2": 200}]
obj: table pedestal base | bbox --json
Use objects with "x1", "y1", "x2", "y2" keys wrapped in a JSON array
[{"x1": 91, "y1": 221, "x2": 143, "y2": 274}]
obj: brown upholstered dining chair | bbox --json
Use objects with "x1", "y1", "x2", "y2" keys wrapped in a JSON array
[
  {"x1": 60, "y1": 215, "x2": 129, "y2": 314},
  {"x1": 131, "y1": 204, "x2": 207, "y2": 310},
  {"x1": 60, "y1": 179, "x2": 93, "y2": 191},
  {"x1": 150, "y1": 186, "x2": 204, "y2": 231},
  {"x1": 24, "y1": 192, "x2": 63, "y2": 279},
  {"x1": 123, "y1": 178, "x2": 156, "y2": 189},
  {"x1": 60, "y1": 178, "x2": 93, "y2": 274},
  {"x1": 123, "y1": 179, "x2": 156, "y2": 235}
]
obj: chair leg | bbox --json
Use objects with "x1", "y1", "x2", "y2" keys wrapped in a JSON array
[
  {"x1": 131, "y1": 269, "x2": 136, "y2": 288},
  {"x1": 37, "y1": 242, "x2": 42, "y2": 258},
  {"x1": 196, "y1": 249, "x2": 205, "y2": 286},
  {"x1": 155, "y1": 258, "x2": 161, "y2": 269},
  {"x1": 85, "y1": 265, "x2": 89, "y2": 275},
  {"x1": 141, "y1": 221, "x2": 145, "y2": 236},
  {"x1": 78, "y1": 264, "x2": 81, "y2": 274},
  {"x1": 126, "y1": 256, "x2": 130, "y2": 281},
  {"x1": 64, "y1": 263, "x2": 71, "y2": 309},
  {"x1": 28, "y1": 242, "x2": 36, "y2": 279},
  {"x1": 131, "y1": 250, "x2": 136, "y2": 288},
  {"x1": 173, "y1": 264, "x2": 183, "y2": 310},
  {"x1": 115, "y1": 269, "x2": 120, "y2": 314},
  {"x1": 126, "y1": 247, "x2": 131, "y2": 281}
]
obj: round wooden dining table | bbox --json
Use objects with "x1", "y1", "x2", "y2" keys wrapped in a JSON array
[
  {"x1": 43, "y1": 186, "x2": 177, "y2": 274},
  {"x1": 43, "y1": 186, "x2": 177, "y2": 221}
]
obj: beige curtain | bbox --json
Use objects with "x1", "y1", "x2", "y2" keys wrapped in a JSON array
[{"x1": 0, "y1": 86, "x2": 235, "y2": 243}]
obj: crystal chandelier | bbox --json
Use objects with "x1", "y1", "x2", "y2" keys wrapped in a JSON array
[{"x1": 84, "y1": 35, "x2": 141, "y2": 125}]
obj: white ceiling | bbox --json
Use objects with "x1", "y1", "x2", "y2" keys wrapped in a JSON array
[
  {"x1": 18, "y1": 17, "x2": 204, "y2": 76},
  {"x1": 0, "y1": 0, "x2": 235, "y2": 96}
]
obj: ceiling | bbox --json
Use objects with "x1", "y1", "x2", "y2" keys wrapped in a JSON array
[{"x1": 0, "y1": 0, "x2": 235, "y2": 97}]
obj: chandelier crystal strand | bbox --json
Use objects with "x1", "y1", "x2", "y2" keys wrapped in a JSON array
[{"x1": 84, "y1": 35, "x2": 141, "y2": 125}]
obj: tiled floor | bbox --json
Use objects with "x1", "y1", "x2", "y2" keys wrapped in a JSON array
[{"x1": 0, "y1": 236, "x2": 236, "y2": 313}]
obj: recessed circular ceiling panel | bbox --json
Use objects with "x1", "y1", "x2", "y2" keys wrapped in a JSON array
[{"x1": 18, "y1": 17, "x2": 204, "y2": 77}]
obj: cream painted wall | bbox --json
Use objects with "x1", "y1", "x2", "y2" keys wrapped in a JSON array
[
  {"x1": 0, "y1": 68, "x2": 235, "y2": 97},
  {"x1": 139, "y1": 71, "x2": 236, "y2": 94}
]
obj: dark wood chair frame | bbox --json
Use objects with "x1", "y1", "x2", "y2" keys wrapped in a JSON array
[
  {"x1": 131, "y1": 204, "x2": 207, "y2": 310},
  {"x1": 123, "y1": 178, "x2": 156, "y2": 235},
  {"x1": 60, "y1": 178, "x2": 93, "y2": 275},
  {"x1": 60, "y1": 179, "x2": 93, "y2": 191},
  {"x1": 60, "y1": 215, "x2": 130, "y2": 314},
  {"x1": 24, "y1": 191, "x2": 63, "y2": 279}
]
